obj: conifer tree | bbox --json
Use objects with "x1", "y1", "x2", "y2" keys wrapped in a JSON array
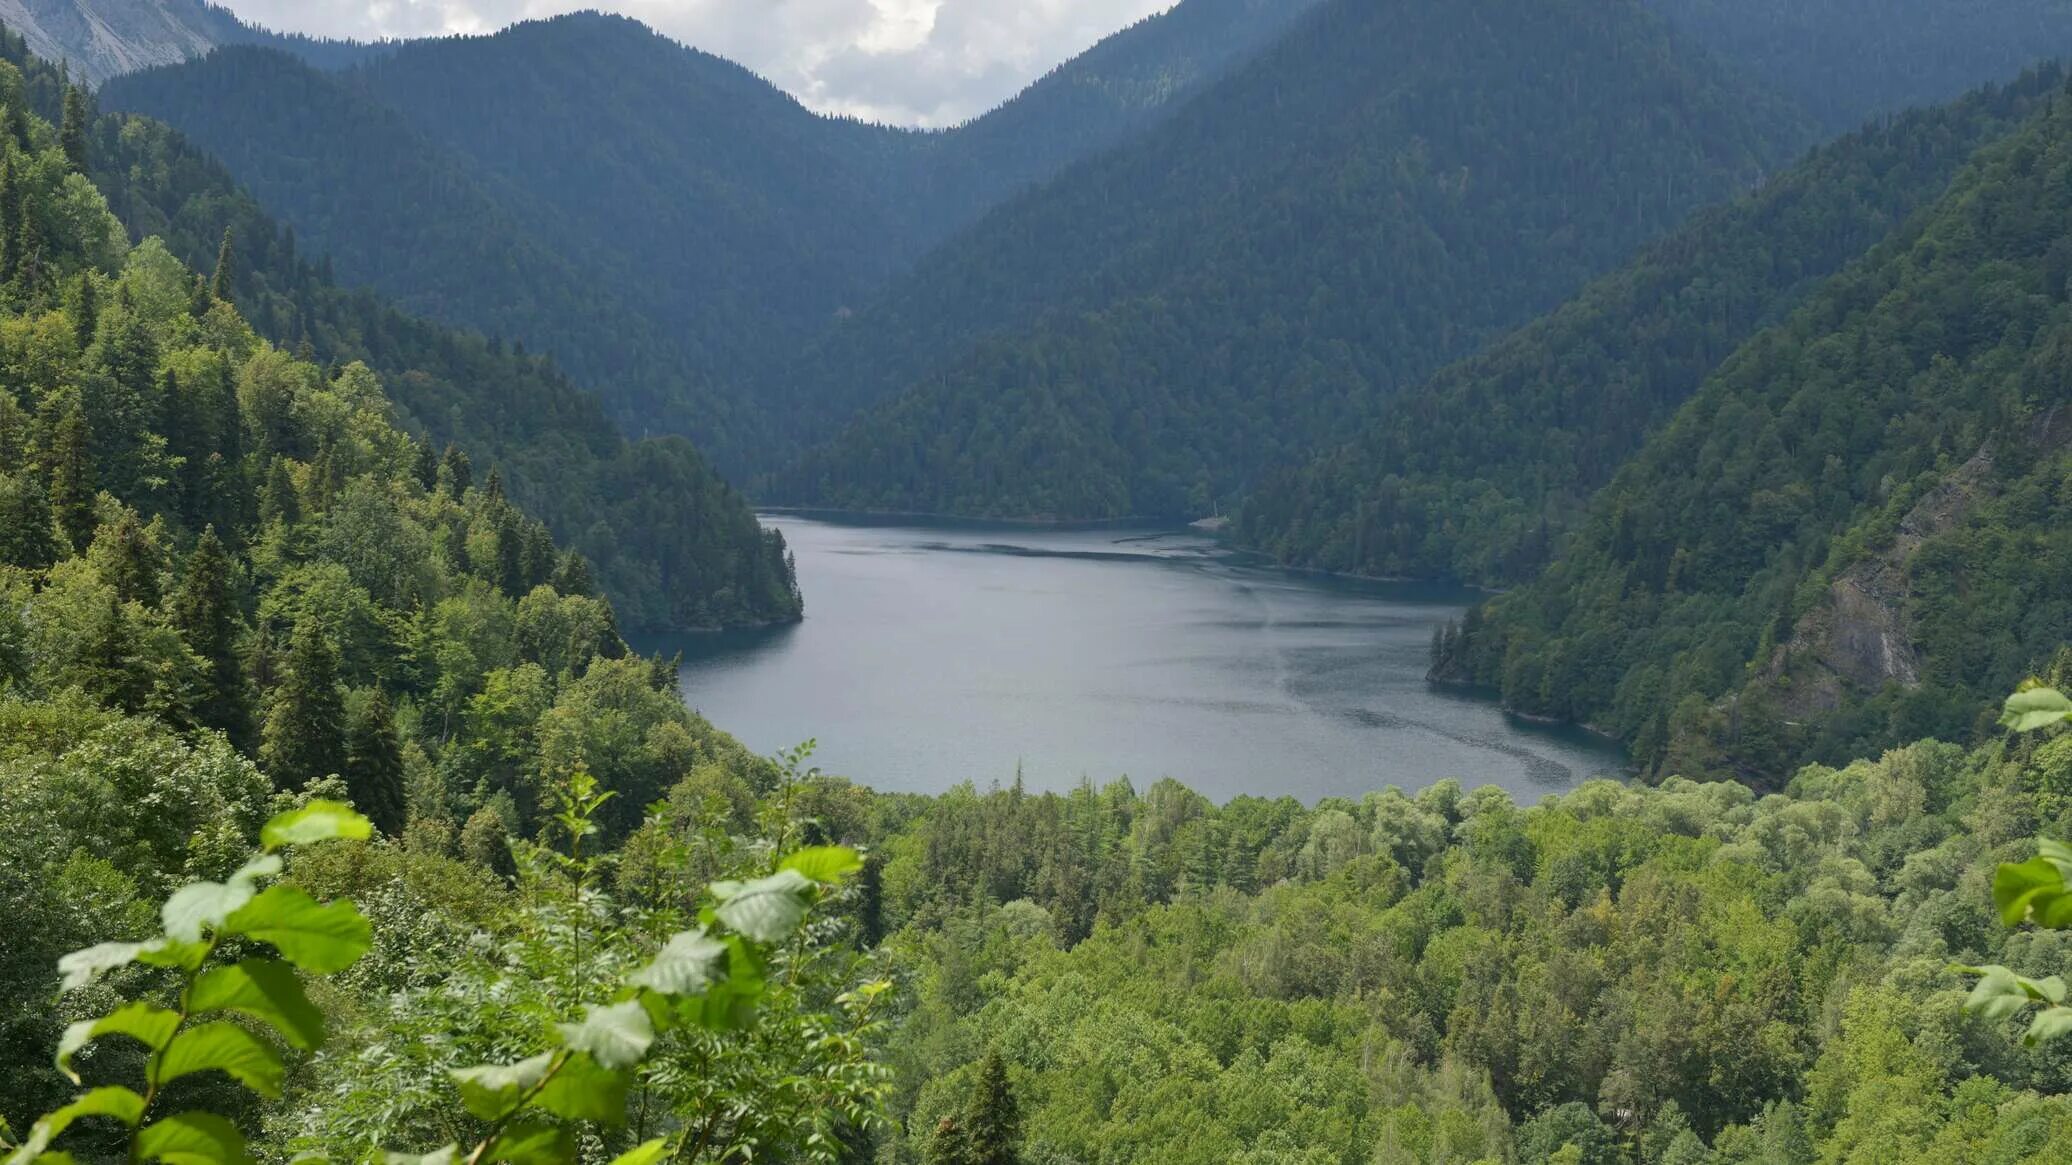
[
  {"x1": 440, "y1": 443, "x2": 472, "y2": 498},
  {"x1": 1, "y1": 154, "x2": 21, "y2": 285},
  {"x1": 345, "y1": 689, "x2": 408, "y2": 837},
  {"x1": 261, "y1": 458, "x2": 300, "y2": 527},
  {"x1": 260, "y1": 620, "x2": 347, "y2": 790},
  {"x1": 413, "y1": 440, "x2": 439, "y2": 493},
  {"x1": 0, "y1": 471, "x2": 58, "y2": 570},
  {"x1": 209, "y1": 227, "x2": 236, "y2": 304},
  {"x1": 71, "y1": 271, "x2": 96, "y2": 349},
  {"x1": 59, "y1": 85, "x2": 88, "y2": 173},
  {"x1": 962, "y1": 1049, "x2": 1022, "y2": 1165},
  {"x1": 171, "y1": 526, "x2": 251, "y2": 746},
  {"x1": 924, "y1": 1119, "x2": 969, "y2": 1165},
  {"x1": 43, "y1": 398, "x2": 95, "y2": 550},
  {"x1": 94, "y1": 509, "x2": 161, "y2": 606}
]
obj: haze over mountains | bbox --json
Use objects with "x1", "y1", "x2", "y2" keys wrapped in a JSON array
[{"x1": 32, "y1": 0, "x2": 2072, "y2": 778}]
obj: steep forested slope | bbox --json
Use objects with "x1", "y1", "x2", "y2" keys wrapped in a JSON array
[
  {"x1": 1647, "y1": 0, "x2": 2072, "y2": 135},
  {"x1": 1437, "y1": 87, "x2": 2072, "y2": 779},
  {"x1": 774, "y1": 0, "x2": 1808, "y2": 518},
  {"x1": 1237, "y1": 66, "x2": 2065, "y2": 589},
  {"x1": 14, "y1": 36, "x2": 800, "y2": 630},
  {"x1": 98, "y1": 1, "x2": 1320, "y2": 471},
  {"x1": 0, "y1": 0, "x2": 378, "y2": 82}
]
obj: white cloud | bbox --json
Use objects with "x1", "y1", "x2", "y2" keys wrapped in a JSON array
[{"x1": 213, "y1": 0, "x2": 1175, "y2": 127}]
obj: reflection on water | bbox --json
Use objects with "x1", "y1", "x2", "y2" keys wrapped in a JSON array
[{"x1": 645, "y1": 514, "x2": 1626, "y2": 802}]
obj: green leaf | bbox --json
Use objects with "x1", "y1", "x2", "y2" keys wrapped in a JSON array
[
  {"x1": 710, "y1": 868, "x2": 815, "y2": 943},
  {"x1": 2003, "y1": 688, "x2": 2072, "y2": 732},
  {"x1": 55, "y1": 942, "x2": 154, "y2": 993},
  {"x1": 221, "y1": 885, "x2": 371, "y2": 973},
  {"x1": 162, "y1": 877, "x2": 258, "y2": 944},
  {"x1": 533, "y1": 1053, "x2": 629, "y2": 1124},
  {"x1": 189, "y1": 959, "x2": 324, "y2": 1050},
  {"x1": 779, "y1": 846, "x2": 863, "y2": 884},
  {"x1": 262, "y1": 802, "x2": 373, "y2": 852},
  {"x1": 606, "y1": 1142, "x2": 669, "y2": 1165},
  {"x1": 450, "y1": 1054, "x2": 555, "y2": 1121},
  {"x1": 137, "y1": 941, "x2": 212, "y2": 974},
  {"x1": 55, "y1": 1003, "x2": 180, "y2": 1083},
  {"x1": 555, "y1": 1001, "x2": 653, "y2": 1070},
  {"x1": 134, "y1": 1112, "x2": 254, "y2": 1165},
  {"x1": 1995, "y1": 855, "x2": 2072, "y2": 929},
  {"x1": 2029, "y1": 1005, "x2": 2072, "y2": 1046},
  {"x1": 1965, "y1": 965, "x2": 2038, "y2": 1022},
  {"x1": 156, "y1": 1022, "x2": 285, "y2": 1098},
  {"x1": 628, "y1": 929, "x2": 724, "y2": 996},
  {"x1": 4, "y1": 1088, "x2": 145, "y2": 1165},
  {"x1": 485, "y1": 1121, "x2": 573, "y2": 1165}
]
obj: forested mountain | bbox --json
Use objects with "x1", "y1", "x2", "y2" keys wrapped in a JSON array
[
  {"x1": 98, "y1": 1, "x2": 1320, "y2": 472},
  {"x1": 1434, "y1": 84, "x2": 2072, "y2": 781},
  {"x1": 771, "y1": 0, "x2": 1807, "y2": 518},
  {"x1": 0, "y1": 0, "x2": 377, "y2": 83},
  {"x1": 4, "y1": 35, "x2": 800, "y2": 630},
  {"x1": 1646, "y1": 0, "x2": 2072, "y2": 135},
  {"x1": 1236, "y1": 66, "x2": 2066, "y2": 590}
]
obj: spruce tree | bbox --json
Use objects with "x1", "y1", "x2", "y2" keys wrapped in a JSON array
[
  {"x1": 71, "y1": 272, "x2": 96, "y2": 350},
  {"x1": 0, "y1": 155, "x2": 21, "y2": 285},
  {"x1": 59, "y1": 86, "x2": 88, "y2": 173},
  {"x1": 209, "y1": 228, "x2": 236, "y2": 304},
  {"x1": 961, "y1": 1049, "x2": 1021, "y2": 1165},
  {"x1": 440, "y1": 444, "x2": 472, "y2": 498},
  {"x1": 171, "y1": 527, "x2": 251, "y2": 746},
  {"x1": 345, "y1": 689, "x2": 408, "y2": 837},
  {"x1": 924, "y1": 1119, "x2": 969, "y2": 1165},
  {"x1": 0, "y1": 471, "x2": 58, "y2": 570},
  {"x1": 259, "y1": 620, "x2": 346, "y2": 790},
  {"x1": 44, "y1": 399, "x2": 95, "y2": 551},
  {"x1": 413, "y1": 440, "x2": 439, "y2": 493}
]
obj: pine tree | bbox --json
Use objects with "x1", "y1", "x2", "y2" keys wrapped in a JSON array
[
  {"x1": 259, "y1": 620, "x2": 346, "y2": 790},
  {"x1": 43, "y1": 398, "x2": 95, "y2": 551},
  {"x1": 209, "y1": 228, "x2": 236, "y2": 304},
  {"x1": 59, "y1": 86, "x2": 88, "y2": 173},
  {"x1": 345, "y1": 689, "x2": 408, "y2": 837},
  {"x1": 171, "y1": 527, "x2": 251, "y2": 746},
  {"x1": 962, "y1": 1050, "x2": 1021, "y2": 1165}
]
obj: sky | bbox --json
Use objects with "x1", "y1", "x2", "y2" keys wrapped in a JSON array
[{"x1": 211, "y1": 0, "x2": 1176, "y2": 127}]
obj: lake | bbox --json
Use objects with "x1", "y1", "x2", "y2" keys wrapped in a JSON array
[{"x1": 655, "y1": 515, "x2": 1625, "y2": 803}]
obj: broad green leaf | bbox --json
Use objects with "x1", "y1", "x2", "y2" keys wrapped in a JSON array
[
  {"x1": 2029, "y1": 1005, "x2": 2072, "y2": 1045},
  {"x1": 381, "y1": 1148, "x2": 459, "y2": 1165},
  {"x1": 55, "y1": 942, "x2": 153, "y2": 993},
  {"x1": 711, "y1": 869, "x2": 815, "y2": 943},
  {"x1": 189, "y1": 959, "x2": 324, "y2": 1050},
  {"x1": 555, "y1": 1001, "x2": 653, "y2": 1070},
  {"x1": 628, "y1": 930, "x2": 724, "y2": 996},
  {"x1": 1965, "y1": 965, "x2": 2039, "y2": 1022},
  {"x1": 55, "y1": 1003, "x2": 180, "y2": 1083},
  {"x1": 3, "y1": 1088, "x2": 145, "y2": 1165},
  {"x1": 137, "y1": 941, "x2": 212, "y2": 974},
  {"x1": 607, "y1": 1142, "x2": 669, "y2": 1165},
  {"x1": 262, "y1": 802, "x2": 372, "y2": 852},
  {"x1": 1995, "y1": 855, "x2": 2072, "y2": 929},
  {"x1": 2003, "y1": 688, "x2": 2072, "y2": 732},
  {"x1": 779, "y1": 846, "x2": 863, "y2": 884},
  {"x1": 134, "y1": 1112, "x2": 254, "y2": 1165},
  {"x1": 450, "y1": 1054, "x2": 555, "y2": 1121},
  {"x1": 162, "y1": 877, "x2": 258, "y2": 944},
  {"x1": 486, "y1": 1121, "x2": 573, "y2": 1165},
  {"x1": 533, "y1": 1053, "x2": 629, "y2": 1124},
  {"x1": 221, "y1": 886, "x2": 371, "y2": 973},
  {"x1": 156, "y1": 1022, "x2": 285, "y2": 1098}
]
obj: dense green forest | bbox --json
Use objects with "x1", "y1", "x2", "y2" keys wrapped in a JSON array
[
  {"x1": 769, "y1": 0, "x2": 1806, "y2": 518},
  {"x1": 1643, "y1": 0, "x2": 2072, "y2": 135},
  {"x1": 11, "y1": 35, "x2": 800, "y2": 632},
  {"x1": 1235, "y1": 65, "x2": 2065, "y2": 589},
  {"x1": 1434, "y1": 81, "x2": 2072, "y2": 782},
  {"x1": 97, "y1": 1, "x2": 1318, "y2": 474}
]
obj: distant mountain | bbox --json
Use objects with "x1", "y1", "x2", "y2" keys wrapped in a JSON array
[
  {"x1": 0, "y1": 28, "x2": 800, "y2": 632},
  {"x1": 99, "y1": 0, "x2": 1319, "y2": 474},
  {"x1": 1435, "y1": 78, "x2": 2072, "y2": 779},
  {"x1": 1235, "y1": 65, "x2": 2065, "y2": 589},
  {"x1": 1647, "y1": 0, "x2": 2072, "y2": 135},
  {"x1": 0, "y1": 0, "x2": 378, "y2": 84},
  {"x1": 772, "y1": 0, "x2": 1809, "y2": 519}
]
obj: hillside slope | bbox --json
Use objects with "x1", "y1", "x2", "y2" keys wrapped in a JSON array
[
  {"x1": 775, "y1": 0, "x2": 1808, "y2": 518},
  {"x1": 1236, "y1": 66, "x2": 2066, "y2": 588},
  {"x1": 1436, "y1": 86, "x2": 2072, "y2": 778}
]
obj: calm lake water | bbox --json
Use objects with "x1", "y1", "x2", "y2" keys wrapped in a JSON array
[{"x1": 653, "y1": 515, "x2": 1624, "y2": 803}]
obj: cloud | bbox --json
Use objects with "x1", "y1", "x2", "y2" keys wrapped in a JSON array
[{"x1": 213, "y1": 0, "x2": 1175, "y2": 126}]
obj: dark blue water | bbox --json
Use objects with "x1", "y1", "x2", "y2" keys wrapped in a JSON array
[{"x1": 655, "y1": 515, "x2": 1624, "y2": 802}]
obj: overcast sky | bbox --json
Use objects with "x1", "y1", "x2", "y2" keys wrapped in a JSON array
[{"x1": 211, "y1": 0, "x2": 1175, "y2": 127}]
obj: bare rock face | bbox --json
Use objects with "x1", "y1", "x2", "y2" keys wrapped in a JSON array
[
  {"x1": 1757, "y1": 446, "x2": 1996, "y2": 718},
  {"x1": 0, "y1": 0, "x2": 235, "y2": 85}
]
